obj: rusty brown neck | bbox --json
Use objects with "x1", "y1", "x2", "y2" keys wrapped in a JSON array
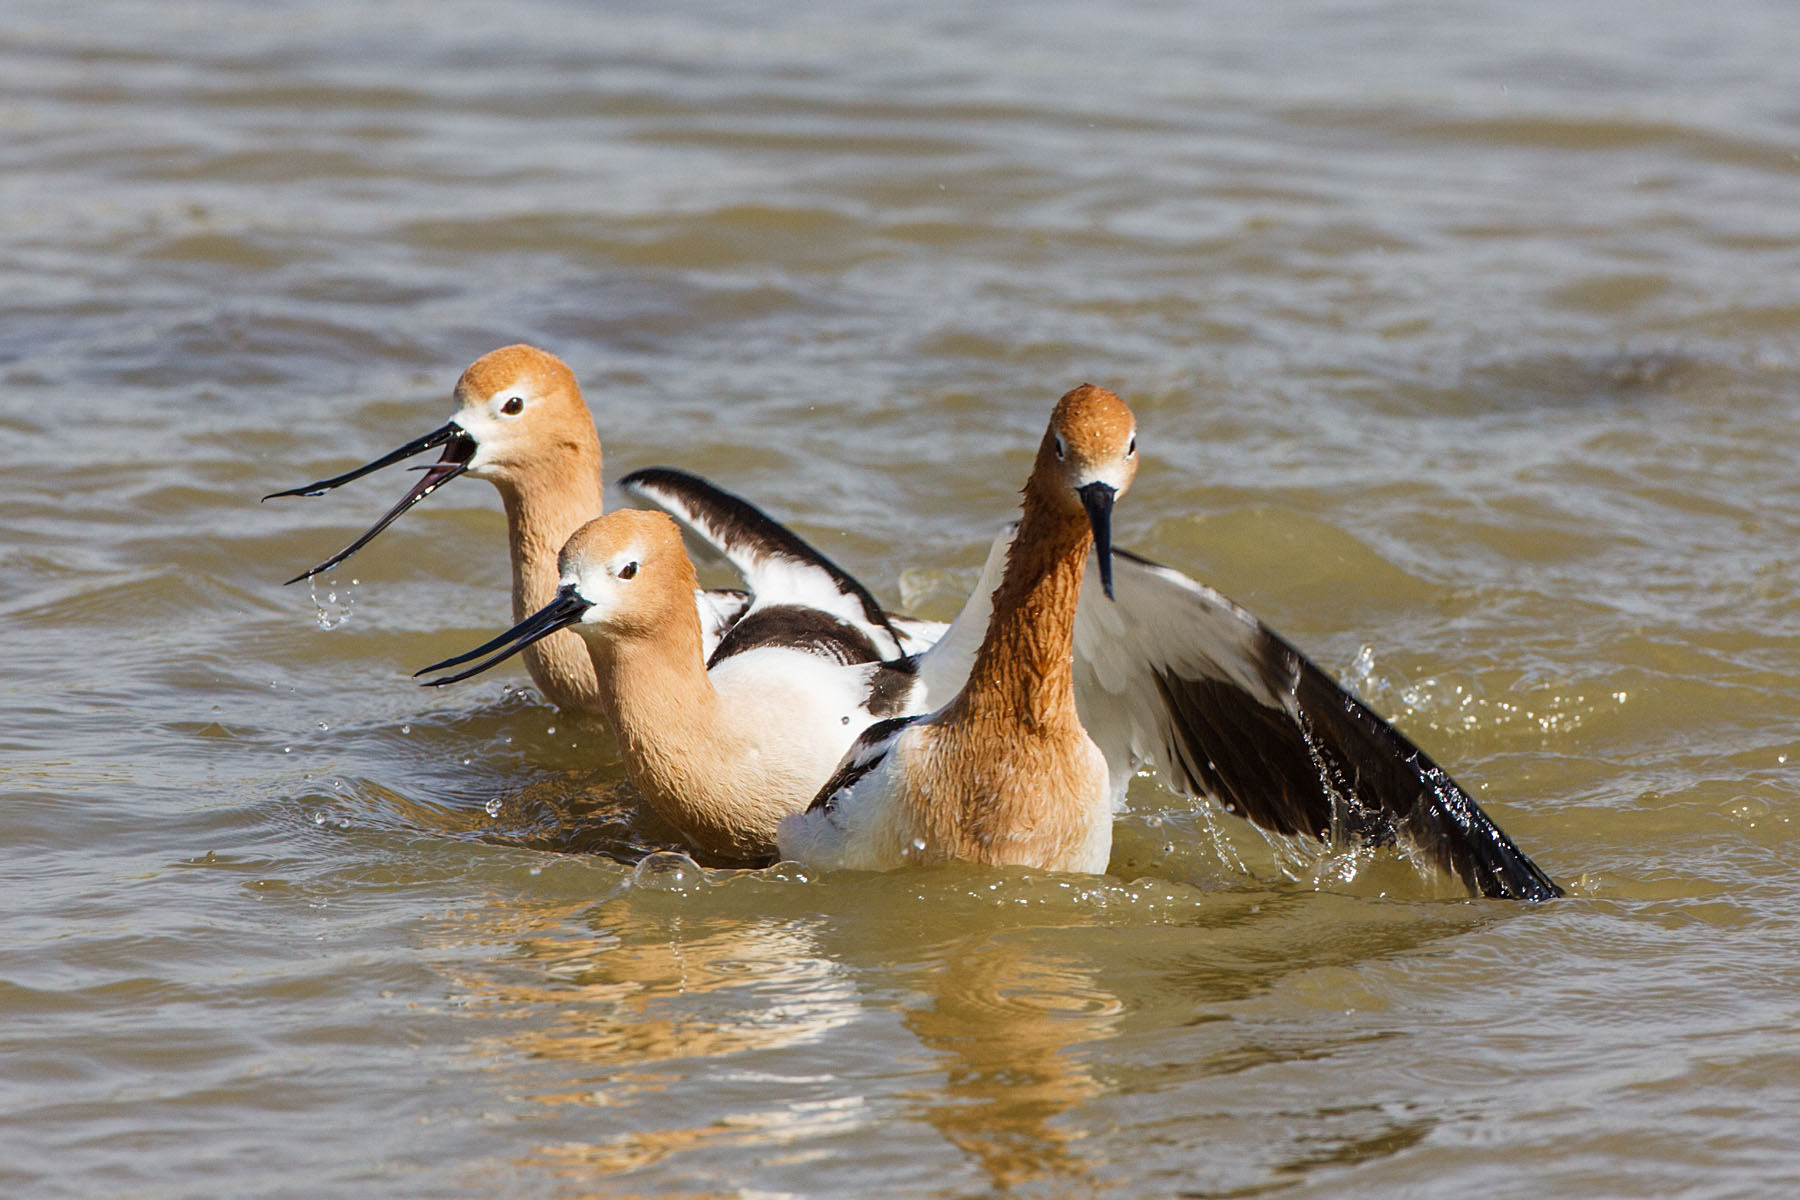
[{"x1": 948, "y1": 472, "x2": 1089, "y2": 733}]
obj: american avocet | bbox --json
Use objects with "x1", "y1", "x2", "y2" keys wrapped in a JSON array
[
  {"x1": 285, "y1": 351, "x2": 1556, "y2": 897},
  {"x1": 777, "y1": 384, "x2": 1133, "y2": 874},
  {"x1": 265, "y1": 345, "x2": 937, "y2": 711},
  {"x1": 415, "y1": 508, "x2": 925, "y2": 862},
  {"x1": 633, "y1": 403, "x2": 1561, "y2": 900}
]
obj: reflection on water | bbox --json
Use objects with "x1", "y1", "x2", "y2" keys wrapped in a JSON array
[
  {"x1": 904, "y1": 937, "x2": 1120, "y2": 1193},
  {"x1": 435, "y1": 884, "x2": 866, "y2": 1182},
  {"x1": 445, "y1": 902, "x2": 856, "y2": 1069},
  {"x1": 415, "y1": 868, "x2": 1493, "y2": 1194}
]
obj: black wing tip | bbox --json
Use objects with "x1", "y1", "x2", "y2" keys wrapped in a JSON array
[
  {"x1": 1462, "y1": 832, "x2": 1562, "y2": 902},
  {"x1": 1498, "y1": 872, "x2": 1563, "y2": 903},
  {"x1": 1146, "y1": 648, "x2": 1562, "y2": 903},
  {"x1": 1439, "y1": 782, "x2": 1561, "y2": 901},
  {"x1": 1466, "y1": 866, "x2": 1562, "y2": 903},
  {"x1": 1344, "y1": 706, "x2": 1563, "y2": 904},
  {"x1": 1433, "y1": 819, "x2": 1562, "y2": 902},
  {"x1": 618, "y1": 465, "x2": 689, "y2": 493},
  {"x1": 1252, "y1": 624, "x2": 1566, "y2": 904},
  {"x1": 619, "y1": 467, "x2": 714, "y2": 509}
]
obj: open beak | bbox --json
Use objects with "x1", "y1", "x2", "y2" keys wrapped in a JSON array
[
  {"x1": 266, "y1": 422, "x2": 477, "y2": 584},
  {"x1": 1077, "y1": 481, "x2": 1116, "y2": 600},
  {"x1": 415, "y1": 584, "x2": 590, "y2": 688}
]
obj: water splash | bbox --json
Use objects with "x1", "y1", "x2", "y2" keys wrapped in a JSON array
[
  {"x1": 1344, "y1": 643, "x2": 1387, "y2": 698},
  {"x1": 1186, "y1": 794, "x2": 1255, "y2": 879},
  {"x1": 1352, "y1": 645, "x2": 1627, "y2": 740},
  {"x1": 307, "y1": 576, "x2": 358, "y2": 630}
]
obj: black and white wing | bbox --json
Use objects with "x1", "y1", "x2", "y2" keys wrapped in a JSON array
[
  {"x1": 805, "y1": 715, "x2": 917, "y2": 816},
  {"x1": 1073, "y1": 548, "x2": 1561, "y2": 901},
  {"x1": 775, "y1": 714, "x2": 920, "y2": 869},
  {"x1": 620, "y1": 467, "x2": 945, "y2": 663}
]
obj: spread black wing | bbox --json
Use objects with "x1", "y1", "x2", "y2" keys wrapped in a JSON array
[{"x1": 1072, "y1": 548, "x2": 1560, "y2": 901}]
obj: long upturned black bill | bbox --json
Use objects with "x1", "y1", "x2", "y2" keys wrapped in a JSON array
[
  {"x1": 264, "y1": 421, "x2": 467, "y2": 500},
  {"x1": 271, "y1": 424, "x2": 477, "y2": 585},
  {"x1": 1078, "y1": 481, "x2": 1117, "y2": 600},
  {"x1": 415, "y1": 584, "x2": 590, "y2": 688}
]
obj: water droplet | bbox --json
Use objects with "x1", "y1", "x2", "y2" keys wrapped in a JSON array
[
  {"x1": 317, "y1": 721, "x2": 329, "y2": 731},
  {"x1": 483, "y1": 797, "x2": 503, "y2": 818},
  {"x1": 282, "y1": 746, "x2": 292, "y2": 754},
  {"x1": 308, "y1": 575, "x2": 356, "y2": 630},
  {"x1": 311, "y1": 811, "x2": 327, "y2": 826},
  {"x1": 528, "y1": 865, "x2": 542, "y2": 876},
  {"x1": 1726, "y1": 797, "x2": 1771, "y2": 827},
  {"x1": 631, "y1": 851, "x2": 705, "y2": 893},
  {"x1": 545, "y1": 726, "x2": 556, "y2": 736},
  {"x1": 400, "y1": 724, "x2": 411, "y2": 735}
]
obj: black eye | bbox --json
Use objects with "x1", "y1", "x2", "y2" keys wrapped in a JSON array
[
  {"x1": 1127, "y1": 435, "x2": 1136, "y2": 456},
  {"x1": 501, "y1": 396, "x2": 524, "y2": 415},
  {"x1": 1055, "y1": 434, "x2": 1067, "y2": 461},
  {"x1": 618, "y1": 562, "x2": 638, "y2": 580}
]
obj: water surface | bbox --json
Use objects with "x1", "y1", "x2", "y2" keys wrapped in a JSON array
[{"x1": 4, "y1": 1, "x2": 1800, "y2": 1195}]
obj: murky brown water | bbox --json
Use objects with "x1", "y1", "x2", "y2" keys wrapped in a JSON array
[{"x1": 5, "y1": 1, "x2": 1800, "y2": 1195}]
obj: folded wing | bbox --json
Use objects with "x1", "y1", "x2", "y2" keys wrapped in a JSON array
[{"x1": 621, "y1": 467, "x2": 945, "y2": 662}]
